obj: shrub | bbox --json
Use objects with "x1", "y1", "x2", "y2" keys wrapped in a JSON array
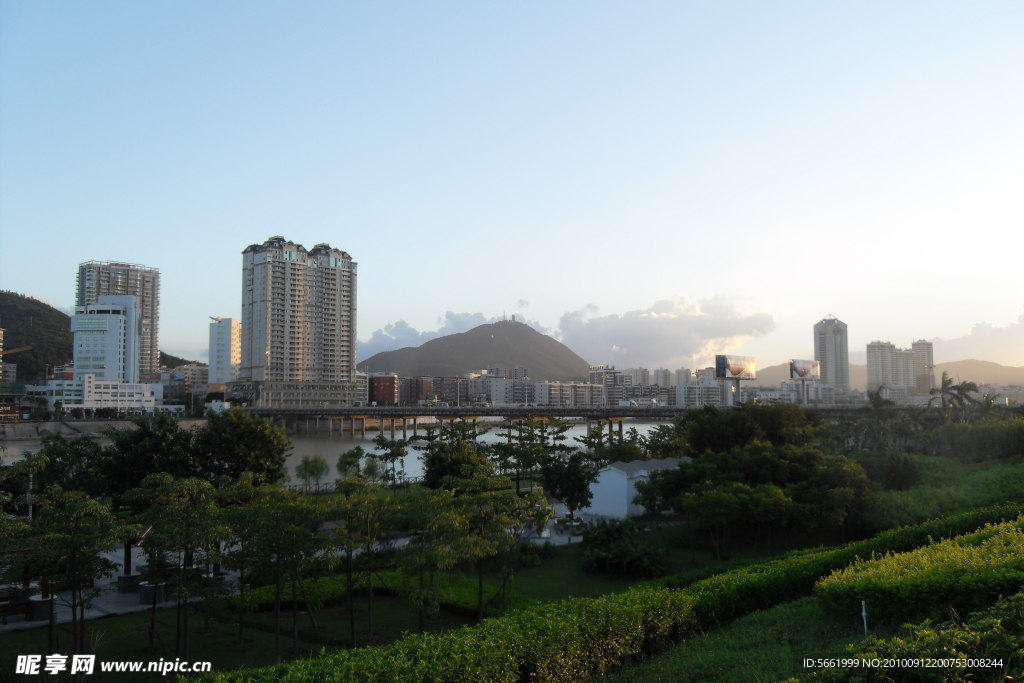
[
  {"x1": 242, "y1": 570, "x2": 535, "y2": 618},
  {"x1": 202, "y1": 503, "x2": 1024, "y2": 683},
  {"x1": 815, "y1": 519, "x2": 1024, "y2": 623},
  {"x1": 582, "y1": 519, "x2": 668, "y2": 579},
  {"x1": 852, "y1": 450, "x2": 922, "y2": 491},
  {"x1": 807, "y1": 591, "x2": 1024, "y2": 682}
]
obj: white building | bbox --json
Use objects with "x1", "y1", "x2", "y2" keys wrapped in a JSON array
[
  {"x1": 240, "y1": 236, "x2": 357, "y2": 383},
  {"x1": 77, "y1": 261, "x2": 160, "y2": 374},
  {"x1": 814, "y1": 315, "x2": 850, "y2": 393},
  {"x1": 25, "y1": 374, "x2": 162, "y2": 413},
  {"x1": 467, "y1": 376, "x2": 514, "y2": 404},
  {"x1": 651, "y1": 368, "x2": 672, "y2": 387},
  {"x1": 867, "y1": 341, "x2": 917, "y2": 393},
  {"x1": 675, "y1": 381, "x2": 726, "y2": 408},
  {"x1": 208, "y1": 317, "x2": 241, "y2": 389},
  {"x1": 72, "y1": 295, "x2": 142, "y2": 384},
  {"x1": 675, "y1": 368, "x2": 692, "y2": 386},
  {"x1": 581, "y1": 458, "x2": 687, "y2": 519},
  {"x1": 533, "y1": 381, "x2": 604, "y2": 406}
]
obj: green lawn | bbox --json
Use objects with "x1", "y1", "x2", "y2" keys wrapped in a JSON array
[{"x1": 595, "y1": 596, "x2": 900, "y2": 683}]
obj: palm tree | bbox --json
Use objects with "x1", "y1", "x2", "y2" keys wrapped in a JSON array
[
  {"x1": 974, "y1": 392, "x2": 1003, "y2": 419},
  {"x1": 929, "y1": 372, "x2": 956, "y2": 415},
  {"x1": 950, "y1": 379, "x2": 979, "y2": 423}
]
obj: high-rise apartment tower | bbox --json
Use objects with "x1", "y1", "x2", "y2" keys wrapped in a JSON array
[
  {"x1": 208, "y1": 317, "x2": 241, "y2": 388},
  {"x1": 76, "y1": 261, "x2": 160, "y2": 373},
  {"x1": 240, "y1": 236, "x2": 357, "y2": 383},
  {"x1": 912, "y1": 340, "x2": 934, "y2": 393},
  {"x1": 813, "y1": 315, "x2": 850, "y2": 392}
]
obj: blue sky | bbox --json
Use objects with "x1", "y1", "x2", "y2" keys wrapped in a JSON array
[{"x1": 2, "y1": 2, "x2": 1023, "y2": 368}]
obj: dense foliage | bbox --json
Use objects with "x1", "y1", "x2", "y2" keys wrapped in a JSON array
[
  {"x1": 198, "y1": 504, "x2": 1024, "y2": 683},
  {"x1": 807, "y1": 591, "x2": 1024, "y2": 682},
  {"x1": 582, "y1": 518, "x2": 667, "y2": 579},
  {"x1": 816, "y1": 518, "x2": 1024, "y2": 623},
  {"x1": 0, "y1": 290, "x2": 73, "y2": 382}
]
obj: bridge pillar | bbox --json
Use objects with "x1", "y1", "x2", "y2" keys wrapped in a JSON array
[
  {"x1": 412, "y1": 418, "x2": 417, "y2": 437},
  {"x1": 472, "y1": 419, "x2": 477, "y2": 439},
  {"x1": 618, "y1": 420, "x2": 623, "y2": 442},
  {"x1": 360, "y1": 417, "x2": 365, "y2": 438},
  {"x1": 329, "y1": 418, "x2": 333, "y2": 437},
  {"x1": 390, "y1": 418, "x2": 395, "y2": 439},
  {"x1": 315, "y1": 417, "x2": 319, "y2": 434},
  {"x1": 608, "y1": 419, "x2": 613, "y2": 444},
  {"x1": 402, "y1": 418, "x2": 407, "y2": 440}
]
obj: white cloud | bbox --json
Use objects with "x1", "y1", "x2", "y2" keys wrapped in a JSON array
[
  {"x1": 358, "y1": 297, "x2": 772, "y2": 368},
  {"x1": 933, "y1": 309, "x2": 1024, "y2": 366},
  {"x1": 556, "y1": 295, "x2": 775, "y2": 368}
]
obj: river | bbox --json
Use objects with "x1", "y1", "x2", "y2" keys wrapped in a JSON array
[{"x1": 1, "y1": 419, "x2": 669, "y2": 481}]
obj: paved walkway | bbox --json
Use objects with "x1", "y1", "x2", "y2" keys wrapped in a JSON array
[{"x1": 0, "y1": 546, "x2": 219, "y2": 633}]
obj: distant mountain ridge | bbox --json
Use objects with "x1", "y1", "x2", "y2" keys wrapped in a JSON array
[
  {"x1": 0, "y1": 291, "x2": 74, "y2": 382},
  {"x1": 359, "y1": 320, "x2": 591, "y2": 381},
  {"x1": 754, "y1": 359, "x2": 1024, "y2": 392}
]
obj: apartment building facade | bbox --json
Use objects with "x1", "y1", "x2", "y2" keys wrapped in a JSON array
[{"x1": 76, "y1": 261, "x2": 160, "y2": 374}]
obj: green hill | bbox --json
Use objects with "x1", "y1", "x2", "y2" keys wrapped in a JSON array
[
  {"x1": 0, "y1": 291, "x2": 74, "y2": 382},
  {"x1": 358, "y1": 320, "x2": 591, "y2": 381}
]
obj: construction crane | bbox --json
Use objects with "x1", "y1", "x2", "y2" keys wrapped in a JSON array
[{"x1": 0, "y1": 346, "x2": 31, "y2": 356}]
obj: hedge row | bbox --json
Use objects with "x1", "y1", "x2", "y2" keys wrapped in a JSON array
[
  {"x1": 816, "y1": 518, "x2": 1024, "y2": 623},
  {"x1": 243, "y1": 571, "x2": 535, "y2": 618},
  {"x1": 204, "y1": 503, "x2": 1024, "y2": 683},
  {"x1": 804, "y1": 591, "x2": 1024, "y2": 682}
]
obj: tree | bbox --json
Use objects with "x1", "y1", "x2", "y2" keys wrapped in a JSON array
[
  {"x1": 951, "y1": 379, "x2": 980, "y2": 423},
  {"x1": 539, "y1": 452, "x2": 598, "y2": 525},
  {"x1": 420, "y1": 427, "x2": 492, "y2": 491},
  {"x1": 127, "y1": 475, "x2": 227, "y2": 662},
  {"x1": 34, "y1": 487, "x2": 131, "y2": 654},
  {"x1": 929, "y1": 371, "x2": 957, "y2": 415},
  {"x1": 295, "y1": 454, "x2": 329, "y2": 492},
  {"x1": 193, "y1": 407, "x2": 291, "y2": 483},
  {"x1": 371, "y1": 433, "x2": 409, "y2": 494}
]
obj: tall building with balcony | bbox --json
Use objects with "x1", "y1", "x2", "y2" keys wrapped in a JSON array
[
  {"x1": 240, "y1": 236, "x2": 357, "y2": 384},
  {"x1": 208, "y1": 317, "x2": 241, "y2": 389},
  {"x1": 814, "y1": 315, "x2": 850, "y2": 392},
  {"x1": 76, "y1": 261, "x2": 160, "y2": 373}
]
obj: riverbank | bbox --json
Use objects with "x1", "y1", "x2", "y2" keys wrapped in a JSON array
[{"x1": 0, "y1": 418, "x2": 207, "y2": 442}]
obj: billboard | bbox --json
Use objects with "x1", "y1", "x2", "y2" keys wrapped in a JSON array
[
  {"x1": 715, "y1": 355, "x2": 756, "y2": 380},
  {"x1": 790, "y1": 359, "x2": 820, "y2": 380}
]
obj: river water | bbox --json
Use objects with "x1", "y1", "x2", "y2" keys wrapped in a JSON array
[{"x1": 1, "y1": 419, "x2": 668, "y2": 482}]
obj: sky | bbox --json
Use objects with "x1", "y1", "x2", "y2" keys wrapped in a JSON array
[{"x1": 2, "y1": 2, "x2": 1023, "y2": 370}]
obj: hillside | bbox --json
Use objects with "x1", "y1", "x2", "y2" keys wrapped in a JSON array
[
  {"x1": 754, "y1": 360, "x2": 1024, "y2": 391},
  {"x1": 359, "y1": 320, "x2": 591, "y2": 381},
  {"x1": 755, "y1": 362, "x2": 868, "y2": 391},
  {"x1": 0, "y1": 291, "x2": 74, "y2": 382},
  {"x1": 159, "y1": 351, "x2": 206, "y2": 369}
]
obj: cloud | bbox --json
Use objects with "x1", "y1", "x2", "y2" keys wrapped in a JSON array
[
  {"x1": 556, "y1": 295, "x2": 775, "y2": 368},
  {"x1": 933, "y1": 309, "x2": 1024, "y2": 366}
]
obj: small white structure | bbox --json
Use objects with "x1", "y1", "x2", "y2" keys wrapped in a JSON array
[{"x1": 582, "y1": 457, "x2": 688, "y2": 519}]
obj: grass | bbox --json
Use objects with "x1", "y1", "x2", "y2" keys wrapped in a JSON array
[
  {"x1": 594, "y1": 596, "x2": 899, "y2": 683},
  {"x1": 0, "y1": 593, "x2": 472, "y2": 682},
  {"x1": 867, "y1": 456, "x2": 1024, "y2": 529}
]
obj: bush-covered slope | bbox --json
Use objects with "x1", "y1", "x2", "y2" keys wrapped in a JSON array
[{"x1": 0, "y1": 290, "x2": 73, "y2": 382}]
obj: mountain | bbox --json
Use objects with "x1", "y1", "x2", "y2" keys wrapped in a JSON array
[
  {"x1": 752, "y1": 359, "x2": 1024, "y2": 391},
  {"x1": 159, "y1": 351, "x2": 206, "y2": 369},
  {"x1": 358, "y1": 320, "x2": 591, "y2": 381},
  {"x1": 0, "y1": 291, "x2": 74, "y2": 382},
  {"x1": 934, "y1": 360, "x2": 1024, "y2": 386}
]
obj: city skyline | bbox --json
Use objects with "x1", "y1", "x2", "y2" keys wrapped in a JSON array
[{"x1": 2, "y1": 3, "x2": 1023, "y2": 367}]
